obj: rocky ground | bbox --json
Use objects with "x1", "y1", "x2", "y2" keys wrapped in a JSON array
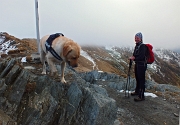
[
  {"x1": 79, "y1": 71, "x2": 180, "y2": 125},
  {"x1": 98, "y1": 80, "x2": 180, "y2": 125}
]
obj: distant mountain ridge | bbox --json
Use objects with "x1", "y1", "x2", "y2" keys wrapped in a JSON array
[
  {"x1": 79, "y1": 45, "x2": 180, "y2": 87},
  {"x1": 173, "y1": 48, "x2": 180, "y2": 53}
]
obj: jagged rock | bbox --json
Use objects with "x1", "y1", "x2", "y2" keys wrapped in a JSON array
[
  {"x1": 146, "y1": 80, "x2": 180, "y2": 93},
  {"x1": 80, "y1": 70, "x2": 137, "y2": 91},
  {"x1": 0, "y1": 59, "x2": 117, "y2": 125},
  {"x1": 108, "y1": 79, "x2": 136, "y2": 91},
  {"x1": 80, "y1": 70, "x2": 125, "y2": 84},
  {"x1": 0, "y1": 79, "x2": 7, "y2": 96},
  {"x1": 79, "y1": 84, "x2": 117, "y2": 125},
  {"x1": 0, "y1": 59, "x2": 16, "y2": 78},
  {"x1": 4, "y1": 64, "x2": 22, "y2": 85},
  {"x1": 0, "y1": 109, "x2": 17, "y2": 125},
  {"x1": 80, "y1": 70, "x2": 180, "y2": 95}
]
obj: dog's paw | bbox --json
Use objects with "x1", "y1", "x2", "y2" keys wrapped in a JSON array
[
  {"x1": 50, "y1": 72, "x2": 58, "y2": 77},
  {"x1": 51, "y1": 72, "x2": 59, "y2": 77},
  {"x1": 61, "y1": 78, "x2": 67, "y2": 84},
  {"x1": 41, "y1": 72, "x2": 46, "y2": 74}
]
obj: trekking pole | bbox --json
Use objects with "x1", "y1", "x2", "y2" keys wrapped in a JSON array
[{"x1": 125, "y1": 59, "x2": 132, "y2": 97}]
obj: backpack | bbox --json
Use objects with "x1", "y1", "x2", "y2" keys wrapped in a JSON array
[
  {"x1": 137, "y1": 43, "x2": 155, "y2": 64},
  {"x1": 145, "y1": 44, "x2": 154, "y2": 64}
]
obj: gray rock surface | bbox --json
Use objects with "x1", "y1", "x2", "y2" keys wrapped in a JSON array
[
  {"x1": 0, "y1": 59, "x2": 117, "y2": 125},
  {"x1": 80, "y1": 70, "x2": 180, "y2": 93}
]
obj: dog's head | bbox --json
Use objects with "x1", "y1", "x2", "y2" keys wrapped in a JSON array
[{"x1": 63, "y1": 40, "x2": 80, "y2": 67}]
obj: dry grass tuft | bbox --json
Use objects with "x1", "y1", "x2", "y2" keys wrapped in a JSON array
[
  {"x1": 25, "y1": 82, "x2": 36, "y2": 93},
  {"x1": 0, "y1": 54, "x2": 8, "y2": 58},
  {"x1": 26, "y1": 56, "x2": 32, "y2": 62},
  {"x1": 8, "y1": 49, "x2": 20, "y2": 54}
]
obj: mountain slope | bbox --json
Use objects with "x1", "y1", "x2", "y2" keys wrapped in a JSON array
[
  {"x1": 79, "y1": 45, "x2": 180, "y2": 87},
  {"x1": 0, "y1": 32, "x2": 180, "y2": 87}
]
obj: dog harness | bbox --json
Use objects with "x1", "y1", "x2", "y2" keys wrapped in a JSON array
[{"x1": 45, "y1": 33, "x2": 64, "y2": 61}]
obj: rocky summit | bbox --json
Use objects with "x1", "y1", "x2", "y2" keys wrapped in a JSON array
[
  {"x1": 0, "y1": 32, "x2": 180, "y2": 125},
  {"x1": 0, "y1": 58, "x2": 118, "y2": 125}
]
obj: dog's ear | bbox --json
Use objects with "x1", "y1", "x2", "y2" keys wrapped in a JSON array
[
  {"x1": 63, "y1": 44, "x2": 72, "y2": 57},
  {"x1": 77, "y1": 44, "x2": 81, "y2": 56}
]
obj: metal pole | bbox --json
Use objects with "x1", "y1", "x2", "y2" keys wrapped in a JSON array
[{"x1": 35, "y1": 0, "x2": 40, "y2": 53}]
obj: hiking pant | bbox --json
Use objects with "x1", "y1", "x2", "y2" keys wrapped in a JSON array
[{"x1": 134, "y1": 63, "x2": 147, "y2": 99}]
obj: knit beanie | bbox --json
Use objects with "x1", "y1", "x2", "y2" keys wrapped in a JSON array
[{"x1": 135, "y1": 32, "x2": 143, "y2": 40}]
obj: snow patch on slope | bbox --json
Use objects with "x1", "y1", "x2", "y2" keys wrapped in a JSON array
[
  {"x1": 80, "y1": 49, "x2": 97, "y2": 70},
  {"x1": 105, "y1": 46, "x2": 127, "y2": 64},
  {"x1": 155, "y1": 48, "x2": 180, "y2": 63},
  {"x1": 0, "y1": 33, "x2": 17, "y2": 57}
]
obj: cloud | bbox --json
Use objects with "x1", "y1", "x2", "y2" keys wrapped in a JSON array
[{"x1": 0, "y1": 0, "x2": 180, "y2": 49}]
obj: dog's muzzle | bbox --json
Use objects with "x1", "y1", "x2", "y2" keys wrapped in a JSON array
[{"x1": 67, "y1": 61, "x2": 78, "y2": 68}]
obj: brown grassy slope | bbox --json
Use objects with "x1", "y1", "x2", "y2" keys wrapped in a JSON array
[
  {"x1": 80, "y1": 46, "x2": 129, "y2": 77},
  {"x1": 152, "y1": 56, "x2": 180, "y2": 85},
  {"x1": 75, "y1": 55, "x2": 94, "y2": 72},
  {"x1": 3, "y1": 33, "x2": 37, "y2": 56}
]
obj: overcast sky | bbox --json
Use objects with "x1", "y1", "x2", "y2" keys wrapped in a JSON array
[{"x1": 0, "y1": 0, "x2": 180, "y2": 50}]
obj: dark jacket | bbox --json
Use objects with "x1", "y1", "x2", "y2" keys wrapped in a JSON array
[{"x1": 133, "y1": 42, "x2": 147, "y2": 63}]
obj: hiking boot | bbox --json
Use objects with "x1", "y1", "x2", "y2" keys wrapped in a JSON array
[
  {"x1": 131, "y1": 92, "x2": 139, "y2": 96},
  {"x1": 134, "y1": 97, "x2": 145, "y2": 102}
]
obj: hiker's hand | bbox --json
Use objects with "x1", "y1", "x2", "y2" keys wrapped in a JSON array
[{"x1": 129, "y1": 56, "x2": 135, "y2": 60}]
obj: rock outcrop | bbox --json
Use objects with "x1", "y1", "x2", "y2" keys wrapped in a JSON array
[
  {"x1": 80, "y1": 70, "x2": 180, "y2": 94},
  {"x1": 0, "y1": 59, "x2": 117, "y2": 125}
]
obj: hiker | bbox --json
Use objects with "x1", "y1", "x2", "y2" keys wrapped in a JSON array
[{"x1": 129, "y1": 32, "x2": 147, "y2": 101}]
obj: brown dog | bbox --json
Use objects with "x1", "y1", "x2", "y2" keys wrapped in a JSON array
[{"x1": 40, "y1": 35, "x2": 80, "y2": 83}]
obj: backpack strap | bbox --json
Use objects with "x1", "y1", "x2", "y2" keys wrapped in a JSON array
[
  {"x1": 137, "y1": 42, "x2": 143, "y2": 49},
  {"x1": 48, "y1": 47, "x2": 63, "y2": 61},
  {"x1": 46, "y1": 33, "x2": 64, "y2": 49}
]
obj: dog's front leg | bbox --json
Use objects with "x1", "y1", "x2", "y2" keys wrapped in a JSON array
[{"x1": 61, "y1": 61, "x2": 66, "y2": 83}]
